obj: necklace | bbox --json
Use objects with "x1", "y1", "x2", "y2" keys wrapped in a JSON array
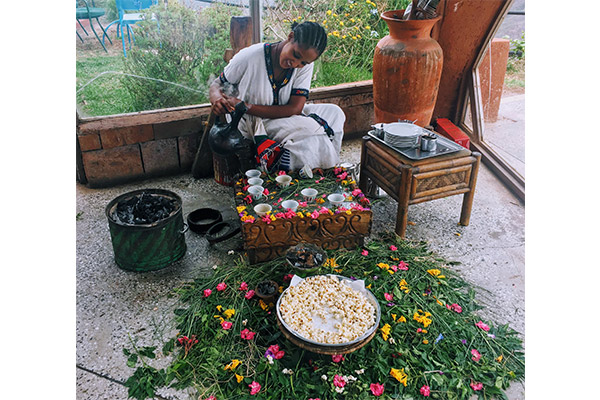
[{"x1": 271, "y1": 42, "x2": 290, "y2": 83}]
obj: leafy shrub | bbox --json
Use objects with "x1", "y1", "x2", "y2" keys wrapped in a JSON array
[
  {"x1": 263, "y1": 0, "x2": 411, "y2": 72},
  {"x1": 122, "y1": 2, "x2": 241, "y2": 111}
]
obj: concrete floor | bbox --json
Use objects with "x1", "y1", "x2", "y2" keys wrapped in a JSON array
[{"x1": 76, "y1": 137, "x2": 525, "y2": 399}]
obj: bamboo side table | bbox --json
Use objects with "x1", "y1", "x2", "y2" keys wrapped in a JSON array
[{"x1": 359, "y1": 135, "x2": 481, "y2": 238}]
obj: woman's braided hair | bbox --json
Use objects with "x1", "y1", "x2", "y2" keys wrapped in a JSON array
[{"x1": 290, "y1": 21, "x2": 328, "y2": 56}]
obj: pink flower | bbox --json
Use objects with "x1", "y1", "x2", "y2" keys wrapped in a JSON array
[
  {"x1": 221, "y1": 320, "x2": 232, "y2": 330},
  {"x1": 261, "y1": 215, "x2": 272, "y2": 224},
  {"x1": 337, "y1": 171, "x2": 348, "y2": 180},
  {"x1": 263, "y1": 188, "x2": 269, "y2": 196},
  {"x1": 397, "y1": 261, "x2": 409, "y2": 270},
  {"x1": 245, "y1": 289, "x2": 255, "y2": 299},
  {"x1": 274, "y1": 212, "x2": 285, "y2": 218},
  {"x1": 333, "y1": 374, "x2": 346, "y2": 388},
  {"x1": 361, "y1": 250, "x2": 369, "y2": 256},
  {"x1": 470, "y1": 381, "x2": 483, "y2": 391},
  {"x1": 239, "y1": 282, "x2": 249, "y2": 291},
  {"x1": 205, "y1": 396, "x2": 216, "y2": 400},
  {"x1": 310, "y1": 210, "x2": 320, "y2": 219},
  {"x1": 241, "y1": 329, "x2": 256, "y2": 340},
  {"x1": 420, "y1": 385, "x2": 431, "y2": 396},
  {"x1": 299, "y1": 201, "x2": 308, "y2": 208},
  {"x1": 447, "y1": 303, "x2": 462, "y2": 313},
  {"x1": 308, "y1": 398, "x2": 321, "y2": 400},
  {"x1": 277, "y1": 170, "x2": 286, "y2": 176},
  {"x1": 352, "y1": 188, "x2": 362, "y2": 197},
  {"x1": 331, "y1": 354, "x2": 344, "y2": 363},
  {"x1": 389, "y1": 245, "x2": 398, "y2": 251},
  {"x1": 384, "y1": 292, "x2": 393, "y2": 301},
  {"x1": 203, "y1": 289, "x2": 212, "y2": 297},
  {"x1": 390, "y1": 264, "x2": 398, "y2": 272},
  {"x1": 471, "y1": 348, "x2": 481, "y2": 362},
  {"x1": 370, "y1": 383, "x2": 384, "y2": 396},
  {"x1": 283, "y1": 274, "x2": 294, "y2": 282},
  {"x1": 475, "y1": 321, "x2": 490, "y2": 331},
  {"x1": 248, "y1": 381, "x2": 261, "y2": 395},
  {"x1": 267, "y1": 344, "x2": 285, "y2": 360},
  {"x1": 216, "y1": 282, "x2": 227, "y2": 291}
]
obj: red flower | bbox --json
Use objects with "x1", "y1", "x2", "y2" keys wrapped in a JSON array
[
  {"x1": 470, "y1": 381, "x2": 483, "y2": 391},
  {"x1": 331, "y1": 354, "x2": 344, "y2": 363},
  {"x1": 203, "y1": 289, "x2": 212, "y2": 297},
  {"x1": 216, "y1": 282, "x2": 227, "y2": 291},
  {"x1": 221, "y1": 321, "x2": 232, "y2": 330},
  {"x1": 420, "y1": 385, "x2": 431, "y2": 396},
  {"x1": 475, "y1": 320, "x2": 490, "y2": 331},
  {"x1": 241, "y1": 328, "x2": 256, "y2": 340},
  {"x1": 239, "y1": 282, "x2": 249, "y2": 291},
  {"x1": 333, "y1": 374, "x2": 346, "y2": 388},
  {"x1": 370, "y1": 383, "x2": 384, "y2": 396},
  {"x1": 245, "y1": 290, "x2": 255, "y2": 299}
]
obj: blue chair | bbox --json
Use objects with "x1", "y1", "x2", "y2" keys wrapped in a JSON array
[
  {"x1": 76, "y1": 0, "x2": 113, "y2": 52},
  {"x1": 103, "y1": 0, "x2": 159, "y2": 57}
]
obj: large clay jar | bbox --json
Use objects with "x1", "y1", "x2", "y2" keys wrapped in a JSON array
[{"x1": 373, "y1": 10, "x2": 443, "y2": 127}]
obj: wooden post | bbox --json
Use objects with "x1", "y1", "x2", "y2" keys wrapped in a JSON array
[
  {"x1": 230, "y1": 16, "x2": 253, "y2": 55},
  {"x1": 249, "y1": 0, "x2": 262, "y2": 44}
]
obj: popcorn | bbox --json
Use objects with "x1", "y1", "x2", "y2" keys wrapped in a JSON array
[{"x1": 279, "y1": 275, "x2": 376, "y2": 344}]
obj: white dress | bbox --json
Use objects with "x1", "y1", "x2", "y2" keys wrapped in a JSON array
[{"x1": 219, "y1": 42, "x2": 346, "y2": 171}]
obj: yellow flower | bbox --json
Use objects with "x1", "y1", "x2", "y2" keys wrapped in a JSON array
[
  {"x1": 333, "y1": 268, "x2": 343, "y2": 273},
  {"x1": 316, "y1": 198, "x2": 325, "y2": 204},
  {"x1": 423, "y1": 339, "x2": 429, "y2": 344},
  {"x1": 270, "y1": 214, "x2": 276, "y2": 221},
  {"x1": 413, "y1": 310, "x2": 433, "y2": 328},
  {"x1": 398, "y1": 315, "x2": 407, "y2": 323},
  {"x1": 496, "y1": 355, "x2": 504, "y2": 363},
  {"x1": 340, "y1": 21, "x2": 344, "y2": 26},
  {"x1": 350, "y1": 18, "x2": 355, "y2": 23},
  {"x1": 345, "y1": 210, "x2": 352, "y2": 215},
  {"x1": 216, "y1": 305, "x2": 223, "y2": 312},
  {"x1": 279, "y1": 285, "x2": 283, "y2": 293},
  {"x1": 326, "y1": 10, "x2": 332, "y2": 15},
  {"x1": 391, "y1": 313, "x2": 397, "y2": 321},
  {"x1": 297, "y1": 212, "x2": 304, "y2": 218},
  {"x1": 377, "y1": 263, "x2": 390, "y2": 270},
  {"x1": 235, "y1": 373, "x2": 244, "y2": 383},
  {"x1": 352, "y1": 36, "x2": 357, "y2": 40},
  {"x1": 342, "y1": 35, "x2": 347, "y2": 39},
  {"x1": 224, "y1": 359, "x2": 241, "y2": 371},
  {"x1": 323, "y1": 19, "x2": 327, "y2": 24},
  {"x1": 366, "y1": 25, "x2": 371, "y2": 30},
  {"x1": 325, "y1": 257, "x2": 338, "y2": 268},
  {"x1": 223, "y1": 308, "x2": 235, "y2": 319},
  {"x1": 259, "y1": 299, "x2": 269, "y2": 311},
  {"x1": 380, "y1": 323, "x2": 391, "y2": 341},
  {"x1": 236, "y1": 205, "x2": 246, "y2": 214},
  {"x1": 357, "y1": 34, "x2": 362, "y2": 39},
  {"x1": 366, "y1": 283, "x2": 372, "y2": 289},
  {"x1": 427, "y1": 269, "x2": 441, "y2": 277},
  {"x1": 390, "y1": 368, "x2": 408, "y2": 386},
  {"x1": 283, "y1": 19, "x2": 289, "y2": 23}
]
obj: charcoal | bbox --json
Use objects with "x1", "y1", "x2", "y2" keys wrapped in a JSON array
[{"x1": 114, "y1": 193, "x2": 177, "y2": 225}]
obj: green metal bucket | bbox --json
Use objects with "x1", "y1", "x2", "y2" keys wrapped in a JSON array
[{"x1": 106, "y1": 189, "x2": 187, "y2": 272}]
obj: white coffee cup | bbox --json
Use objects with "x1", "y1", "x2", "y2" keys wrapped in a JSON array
[
  {"x1": 275, "y1": 174, "x2": 292, "y2": 188},
  {"x1": 248, "y1": 185, "x2": 264, "y2": 200},
  {"x1": 248, "y1": 177, "x2": 263, "y2": 186},
  {"x1": 245, "y1": 169, "x2": 261, "y2": 179},
  {"x1": 253, "y1": 203, "x2": 272, "y2": 217},
  {"x1": 327, "y1": 193, "x2": 345, "y2": 207},
  {"x1": 301, "y1": 188, "x2": 318, "y2": 202},
  {"x1": 281, "y1": 200, "x2": 299, "y2": 212},
  {"x1": 299, "y1": 164, "x2": 313, "y2": 179}
]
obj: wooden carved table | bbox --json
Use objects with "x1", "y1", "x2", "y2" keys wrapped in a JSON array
[{"x1": 359, "y1": 135, "x2": 481, "y2": 238}]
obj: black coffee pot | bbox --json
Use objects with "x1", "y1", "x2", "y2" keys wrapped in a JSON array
[{"x1": 207, "y1": 101, "x2": 256, "y2": 172}]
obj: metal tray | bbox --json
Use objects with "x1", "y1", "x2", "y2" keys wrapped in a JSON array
[
  {"x1": 368, "y1": 129, "x2": 464, "y2": 160},
  {"x1": 276, "y1": 274, "x2": 381, "y2": 348}
]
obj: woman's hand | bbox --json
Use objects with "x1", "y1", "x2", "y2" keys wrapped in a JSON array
[{"x1": 212, "y1": 94, "x2": 238, "y2": 116}]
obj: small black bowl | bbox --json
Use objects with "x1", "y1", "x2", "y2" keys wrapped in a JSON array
[{"x1": 187, "y1": 208, "x2": 223, "y2": 234}]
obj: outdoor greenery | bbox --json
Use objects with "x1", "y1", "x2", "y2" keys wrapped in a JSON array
[
  {"x1": 124, "y1": 233, "x2": 524, "y2": 400},
  {"x1": 505, "y1": 32, "x2": 525, "y2": 90},
  {"x1": 76, "y1": 0, "x2": 410, "y2": 117}
]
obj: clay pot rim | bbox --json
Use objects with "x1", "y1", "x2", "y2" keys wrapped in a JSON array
[{"x1": 381, "y1": 9, "x2": 442, "y2": 24}]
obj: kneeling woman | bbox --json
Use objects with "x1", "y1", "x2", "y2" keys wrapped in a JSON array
[{"x1": 209, "y1": 21, "x2": 346, "y2": 172}]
